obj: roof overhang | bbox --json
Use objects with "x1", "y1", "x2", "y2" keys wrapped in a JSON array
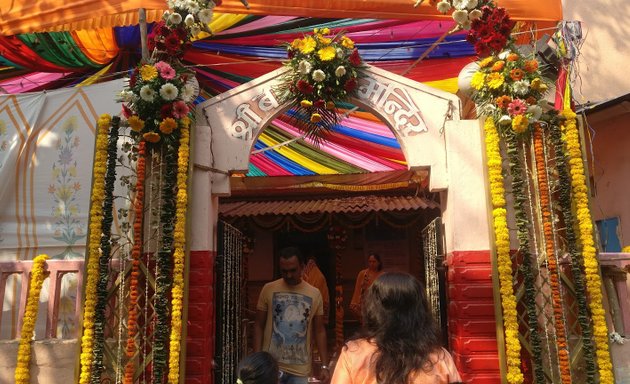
[{"x1": 219, "y1": 194, "x2": 439, "y2": 218}]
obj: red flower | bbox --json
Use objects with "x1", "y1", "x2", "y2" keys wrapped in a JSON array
[
  {"x1": 344, "y1": 77, "x2": 357, "y2": 92},
  {"x1": 296, "y1": 80, "x2": 314, "y2": 94},
  {"x1": 215, "y1": 0, "x2": 222, "y2": 5},
  {"x1": 314, "y1": 99, "x2": 325, "y2": 108},
  {"x1": 164, "y1": 34, "x2": 181, "y2": 51},
  {"x1": 122, "y1": 104, "x2": 133, "y2": 118},
  {"x1": 129, "y1": 71, "x2": 137, "y2": 88},
  {"x1": 161, "y1": 103, "x2": 174, "y2": 119},
  {"x1": 349, "y1": 49, "x2": 362, "y2": 66}
]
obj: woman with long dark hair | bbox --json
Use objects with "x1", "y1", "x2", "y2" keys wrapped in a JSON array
[{"x1": 332, "y1": 272, "x2": 461, "y2": 384}]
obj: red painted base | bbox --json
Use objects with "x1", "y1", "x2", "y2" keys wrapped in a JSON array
[
  {"x1": 185, "y1": 250, "x2": 216, "y2": 384},
  {"x1": 446, "y1": 250, "x2": 501, "y2": 379}
]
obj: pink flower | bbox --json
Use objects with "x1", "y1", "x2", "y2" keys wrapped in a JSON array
[
  {"x1": 173, "y1": 101, "x2": 190, "y2": 118},
  {"x1": 155, "y1": 61, "x2": 176, "y2": 80},
  {"x1": 507, "y1": 99, "x2": 527, "y2": 116}
]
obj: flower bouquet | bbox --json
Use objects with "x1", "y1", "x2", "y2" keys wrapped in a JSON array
[
  {"x1": 277, "y1": 28, "x2": 365, "y2": 141},
  {"x1": 327, "y1": 225, "x2": 348, "y2": 250},
  {"x1": 118, "y1": 60, "x2": 197, "y2": 145},
  {"x1": 470, "y1": 51, "x2": 550, "y2": 134}
]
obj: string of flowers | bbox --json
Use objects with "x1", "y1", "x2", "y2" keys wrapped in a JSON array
[
  {"x1": 14, "y1": 254, "x2": 49, "y2": 384},
  {"x1": 483, "y1": 117, "x2": 523, "y2": 384},
  {"x1": 533, "y1": 123, "x2": 571, "y2": 382},
  {"x1": 548, "y1": 116, "x2": 597, "y2": 382},
  {"x1": 154, "y1": 138, "x2": 181, "y2": 383},
  {"x1": 167, "y1": 117, "x2": 191, "y2": 383},
  {"x1": 561, "y1": 110, "x2": 614, "y2": 383},
  {"x1": 503, "y1": 128, "x2": 545, "y2": 383},
  {"x1": 90, "y1": 116, "x2": 121, "y2": 383},
  {"x1": 124, "y1": 140, "x2": 146, "y2": 384},
  {"x1": 79, "y1": 114, "x2": 112, "y2": 384}
]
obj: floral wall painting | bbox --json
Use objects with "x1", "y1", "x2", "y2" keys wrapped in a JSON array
[{"x1": 48, "y1": 116, "x2": 86, "y2": 260}]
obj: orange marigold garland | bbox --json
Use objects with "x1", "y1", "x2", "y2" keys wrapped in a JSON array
[
  {"x1": 561, "y1": 110, "x2": 614, "y2": 383},
  {"x1": 124, "y1": 140, "x2": 146, "y2": 383},
  {"x1": 167, "y1": 118, "x2": 191, "y2": 383},
  {"x1": 533, "y1": 123, "x2": 571, "y2": 382}
]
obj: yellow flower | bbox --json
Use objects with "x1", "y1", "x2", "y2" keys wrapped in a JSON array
[
  {"x1": 300, "y1": 37, "x2": 317, "y2": 54},
  {"x1": 301, "y1": 99, "x2": 313, "y2": 108},
  {"x1": 318, "y1": 46, "x2": 336, "y2": 61},
  {"x1": 320, "y1": 28, "x2": 330, "y2": 35},
  {"x1": 486, "y1": 72, "x2": 504, "y2": 89},
  {"x1": 511, "y1": 115, "x2": 529, "y2": 133},
  {"x1": 341, "y1": 36, "x2": 355, "y2": 49},
  {"x1": 479, "y1": 56, "x2": 494, "y2": 68},
  {"x1": 139, "y1": 64, "x2": 158, "y2": 81},
  {"x1": 471, "y1": 72, "x2": 486, "y2": 90},
  {"x1": 317, "y1": 36, "x2": 332, "y2": 45},
  {"x1": 310, "y1": 113, "x2": 322, "y2": 123},
  {"x1": 159, "y1": 118, "x2": 178, "y2": 134},
  {"x1": 291, "y1": 38, "x2": 303, "y2": 50},
  {"x1": 128, "y1": 115, "x2": 145, "y2": 132}
]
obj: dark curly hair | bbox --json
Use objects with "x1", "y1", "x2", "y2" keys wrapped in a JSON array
[
  {"x1": 352, "y1": 272, "x2": 443, "y2": 384},
  {"x1": 237, "y1": 351, "x2": 279, "y2": 384}
]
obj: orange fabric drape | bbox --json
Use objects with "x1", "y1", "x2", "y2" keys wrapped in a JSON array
[{"x1": 1, "y1": 0, "x2": 562, "y2": 36}]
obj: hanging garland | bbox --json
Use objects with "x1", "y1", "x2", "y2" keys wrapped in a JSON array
[
  {"x1": 14, "y1": 254, "x2": 49, "y2": 384},
  {"x1": 79, "y1": 114, "x2": 112, "y2": 384},
  {"x1": 533, "y1": 123, "x2": 571, "y2": 382},
  {"x1": 91, "y1": 115, "x2": 120, "y2": 383},
  {"x1": 167, "y1": 118, "x2": 191, "y2": 383},
  {"x1": 124, "y1": 140, "x2": 146, "y2": 383},
  {"x1": 561, "y1": 110, "x2": 614, "y2": 383},
  {"x1": 154, "y1": 137, "x2": 180, "y2": 383},
  {"x1": 483, "y1": 117, "x2": 523, "y2": 384},
  {"x1": 503, "y1": 128, "x2": 544, "y2": 383},
  {"x1": 548, "y1": 116, "x2": 597, "y2": 382}
]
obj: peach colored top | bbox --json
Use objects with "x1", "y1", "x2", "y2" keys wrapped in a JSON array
[{"x1": 331, "y1": 339, "x2": 462, "y2": 384}]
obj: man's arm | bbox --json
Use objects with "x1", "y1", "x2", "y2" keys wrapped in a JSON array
[
  {"x1": 313, "y1": 314, "x2": 330, "y2": 382},
  {"x1": 253, "y1": 310, "x2": 267, "y2": 352}
]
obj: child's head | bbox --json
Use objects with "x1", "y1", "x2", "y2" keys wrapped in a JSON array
[{"x1": 237, "y1": 351, "x2": 279, "y2": 384}]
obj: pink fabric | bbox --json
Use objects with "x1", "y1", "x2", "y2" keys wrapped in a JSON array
[
  {"x1": 339, "y1": 116, "x2": 396, "y2": 138},
  {"x1": 0, "y1": 72, "x2": 70, "y2": 94},
  {"x1": 250, "y1": 151, "x2": 294, "y2": 176},
  {"x1": 332, "y1": 340, "x2": 462, "y2": 384},
  {"x1": 217, "y1": 16, "x2": 298, "y2": 35}
]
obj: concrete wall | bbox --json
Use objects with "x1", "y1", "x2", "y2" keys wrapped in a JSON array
[
  {"x1": 0, "y1": 340, "x2": 77, "y2": 384},
  {"x1": 562, "y1": 0, "x2": 630, "y2": 103}
]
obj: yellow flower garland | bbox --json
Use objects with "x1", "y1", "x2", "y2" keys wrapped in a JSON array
[
  {"x1": 14, "y1": 254, "x2": 48, "y2": 384},
  {"x1": 561, "y1": 110, "x2": 614, "y2": 383},
  {"x1": 167, "y1": 120, "x2": 191, "y2": 383},
  {"x1": 78, "y1": 114, "x2": 111, "y2": 384},
  {"x1": 483, "y1": 117, "x2": 524, "y2": 384}
]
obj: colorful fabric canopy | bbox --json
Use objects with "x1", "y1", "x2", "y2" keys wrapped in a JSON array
[{"x1": 0, "y1": 12, "x2": 561, "y2": 178}]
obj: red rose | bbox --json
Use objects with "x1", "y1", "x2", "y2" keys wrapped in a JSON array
[
  {"x1": 129, "y1": 71, "x2": 137, "y2": 88},
  {"x1": 344, "y1": 77, "x2": 357, "y2": 92},
  {"x1": 349, "y1": 49, "x2": 362, "y2": 66},
  {"x1": 314, "y1": 99, "x2": 325, "y2": 108},
  {"x1": 122, "y1": 104, "x2": 133, "y2": 118},
  {"x1": 161, "y1": 104, "x2": 173, "y2": 118},
  {"x1": 296, "y1": 80, "x2": 314, "y2": 94}
]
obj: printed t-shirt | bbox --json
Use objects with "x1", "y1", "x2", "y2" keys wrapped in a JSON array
[{"x1": 257, "y1": 278, "x2": 323, "y2": 377}]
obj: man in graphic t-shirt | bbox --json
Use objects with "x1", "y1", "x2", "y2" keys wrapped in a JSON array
[{"x1": 254, "y1": 246, "x2": 330, "y2": 384}]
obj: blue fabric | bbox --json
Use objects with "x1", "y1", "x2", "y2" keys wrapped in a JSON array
[{"x1": 192, "y1": 35, "x2": 473, "y2": 60}]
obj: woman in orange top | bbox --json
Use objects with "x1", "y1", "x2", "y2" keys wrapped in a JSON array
[
  {"x1": 332, "y1": 272, "x2": 462, "y2": 384},
  {"x1": 349, "y1": 253, "x2": 383, "y2": 319}
]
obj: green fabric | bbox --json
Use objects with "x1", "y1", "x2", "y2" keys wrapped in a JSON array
[{"x1": 18, "y1": 32, "x2": 100, "y2": 68}]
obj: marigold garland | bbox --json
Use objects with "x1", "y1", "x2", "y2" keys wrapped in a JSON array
[
  {"x1": 561, "y1": 110, "x2": 614, "y2": 383},
  {"x1": 483, "y1": 117, "x2": 524, "y2": 384},
  {"x1": 503, "y1": 129, "x2": 544, "y2": 383},
  {"x1": 167, "y1": 119, "x2": 191, "y2": 383},
  {"x1": 124, "y1": 140, "x2": 146, "y2": 384},
  {"x1": 14, "y1": 254, "x2": 49, "y2": 384},
  {"x1": 548, "y1": 118, "x2": 597, "y2": 382},
  {"x1": 90, "y1": 116, "x2": 120, "y2": 383},
  {"x1": 533, "y1": 123, "x2": 571, "y2": 382},
  {"x1": 79, "y1": 114, "x2": 112, "y2": 384}
]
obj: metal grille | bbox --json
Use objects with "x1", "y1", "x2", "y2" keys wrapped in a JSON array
[
  {"x1": 422, "y1": 217, "x2": 443, "y2": 325},
  {"x1": 215, "y1": 221, "x2": 244, "y2": 384}
]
